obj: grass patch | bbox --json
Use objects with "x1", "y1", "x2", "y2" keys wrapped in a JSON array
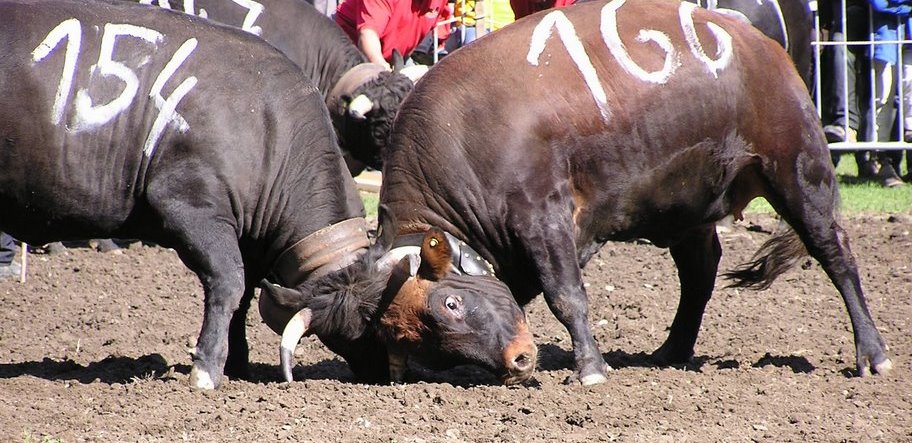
[
  {"x1": 746, "y1": 153, "x2": 911, "y2": 214},
  {"x1": 362, "y1": 153, "x2": 909, "y2": 217},
  {"x1": 360, "y1": 191, "x2": 379, "y2": 219}
]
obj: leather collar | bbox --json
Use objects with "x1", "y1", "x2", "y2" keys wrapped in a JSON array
[
  {"x1": 271, "y1": 218, "x2": 371, "y2": 287},
  {"x1": 391, "y1": 231, "x2": 495, "y2": 277}
]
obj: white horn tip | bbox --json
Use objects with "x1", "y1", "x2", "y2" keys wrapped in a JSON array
[
  {"x1": 399, "y1": 64, "x2": 429, "y2": 82},
  {"x1": 348, "y1": 94, "x2": 373, "y2": 120},
  {"x1": 280, "y1": 308, "x2": 313, "y2": 382}
]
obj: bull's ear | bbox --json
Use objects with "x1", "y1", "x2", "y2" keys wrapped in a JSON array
[
  {"x1": 258, "y1": 279, "x2": 306, "y2": 310},
  {"x1": 417, "y1": 227, "x2": 452, "y2": 281},
  {"x1": 391, "y1": 50, "x2": 405, "y2": 72}
]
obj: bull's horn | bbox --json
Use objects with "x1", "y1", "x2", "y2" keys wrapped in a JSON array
[
  {"x1": 348, "y1": 94, "x2": 373, "y2": 120},
  {"x1": 399, "y1": 64, "x2": 429, "y2": 83},
  {"x1": 280, "y1": 308, "x2": 312, "y2": 383},
  {"x1": 375, "y1": 247, "x2": 420, "y2": 275}
]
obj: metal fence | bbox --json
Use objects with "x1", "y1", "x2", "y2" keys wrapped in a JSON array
[{"x1": 812, "y1": 0, "x2": 911, "y2": 151}]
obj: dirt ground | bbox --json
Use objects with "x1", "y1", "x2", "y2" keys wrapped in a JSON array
[{"x1": 0, "y1": 213, "x2": 909, "y2": 442}]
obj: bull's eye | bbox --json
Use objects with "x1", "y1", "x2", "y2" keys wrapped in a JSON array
[{"x1": 445, "y1": 296, "x2": 462, "y2": 313}]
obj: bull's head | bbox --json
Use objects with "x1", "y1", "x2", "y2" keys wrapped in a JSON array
[
  {"x1": 259, "y1": 219, "x2": 536, "y2": 385},
  {"x1": 325, "y1": 58, "x2": 428, "y2": 175}
]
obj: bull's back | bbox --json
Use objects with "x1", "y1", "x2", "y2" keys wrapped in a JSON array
[
  {"x1": 405, "y1": 0, "x2": 813, "y2": 183},
  {"x1": 141, "y1": 0, "x2": 365, "y2": 96},
  {"x1": 387, "y1": 0, "x2": 821, "y2": 257},
  {"x1": 0, "y1": 0, "x2": 329, "y2": 241}
]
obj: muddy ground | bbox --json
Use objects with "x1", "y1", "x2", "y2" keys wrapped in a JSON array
[{"x1": 0, "y1": 213, "x2": 909, "y2": 442}]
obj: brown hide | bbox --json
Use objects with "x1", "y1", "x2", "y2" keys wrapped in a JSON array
[
  {"x1": 379, "y1": 0, "x2": 891, "y2": 382},
  {"x1": 381, "y1": 0, "x2": 816, "y2": 273},
  {"x1": 380, "y1": 277, "x2": 431, "y2": 344},
  {"x1": 418, "y1": 227, "x2": 453, "y2": 279}
]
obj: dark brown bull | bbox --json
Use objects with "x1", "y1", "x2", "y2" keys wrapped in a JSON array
[{"x1": 375, "y1": 0, "x2": 892, "y2": 384}]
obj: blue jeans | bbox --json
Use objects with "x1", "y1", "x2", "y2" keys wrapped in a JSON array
[{"x1": 0, "y1": 232, "x2": 16, "y2": 265}]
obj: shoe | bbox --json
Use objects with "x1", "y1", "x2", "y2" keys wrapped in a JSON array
[
  {"x1": 823, "y1": 125, "x2": 856, "y2": 143},
  {"x1": 879, "y1": 163, "x2": 905, "y2": 188},
  {"x1": 858, "y1": 160, "x2": 880, "y2": 178},
  {"x1": 823, "y1": 125, "x2": 846, "y2": 143},
  {"x1": 92, "y1": 239, "x2": 122, "y2": 254},
  {"x1": 904, "y1": 130, "x2": 912, "y2": 143},
  {"x1": 0, "y1": 262, "x2": 21, "y2": 280}
]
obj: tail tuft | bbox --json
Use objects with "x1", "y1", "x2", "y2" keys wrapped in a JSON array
[{"x1": 723, "y1": 226, "x2": 807, "y2": 290}]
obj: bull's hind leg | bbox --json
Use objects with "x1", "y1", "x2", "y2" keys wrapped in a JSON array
[
  {"x1": 742, "y1": 152, "x2": 892, "y2": 376},
  {"x1": 653, "y1": 225, "x2": 722, "y2": 364}
]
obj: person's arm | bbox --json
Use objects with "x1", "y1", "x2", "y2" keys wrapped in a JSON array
[{"x1": 358, "y1": 28, "x2": 390, "y2": 68}]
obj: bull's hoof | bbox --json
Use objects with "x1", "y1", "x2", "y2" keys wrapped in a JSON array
[
  {"x1": 89, "y1": 238, "x2": 123, "y2": 254},
  {"x1": 44, "y1": 242, "x2": 68, "y2": 255},
  {"x1": 651, "y1": 342, "x2": 694, "y2": 366},
  {"x1": 224, "y1": 362, "x2": 251, "y2": 380},
  {"x1": 859, "y1": 357, "x2": 894, "y2": 377},
  {"x1": 189, "y1": 365, "x2": 219, "y2": 390},
  {"x1": 572, "y1": 362, "x2": 612, "y2": 386}
]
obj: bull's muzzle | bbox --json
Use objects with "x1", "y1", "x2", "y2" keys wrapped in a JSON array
[{"x1": 501, "y1": 325, "x2": 537, "y2": 385}]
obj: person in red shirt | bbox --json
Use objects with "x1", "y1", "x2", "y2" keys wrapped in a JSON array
[
  {"x1": 336, "y1": 0, "x2": 451, "y2": 67},
  {"x1": 509, "y1": 0, "x2": 575, "y2": 20}
]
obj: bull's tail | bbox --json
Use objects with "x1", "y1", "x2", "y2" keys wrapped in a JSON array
[{"x1": 722, "y1": 225, "x2": 807, "y2": 290}]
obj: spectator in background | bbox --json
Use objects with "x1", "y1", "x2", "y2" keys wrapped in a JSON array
[
  {"x1": 820, "y1": 0, "x2": 877, "y2": 177},
  {"x1": 509, "y1": 0, "x2": 574, "y2": 20},
  {"x1": 484, "y1": 0, "x2": 516, "y2": 30},
  {"x1": 895, "y1": 24, "x2": 912, "y2": 181},
  {"x1": 0, "y1": 232, "x2": 21, "y2": 280},
  {"x1": 446, "y1": 0, "x2": 484, "y2": 52},
  {"x1": 335, "y1": 0, "x2": 452, "y2": 67},
  {"x1": 862, "y1": 0, "x2": 910, "y2": 187},
  {"x1": 444, "y1": 0, "x2": 516, "y2": 53}
]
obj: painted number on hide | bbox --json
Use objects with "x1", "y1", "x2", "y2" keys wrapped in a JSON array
[
  {"x1": 32, "y1": 19, "x2": 198, "y2": 158},
  {"x1": 527, "y1": 12, "x2": 610, "y2": 122},
  {"x1": 527, "y1": 0, "x2": 733, "y2": 122},
  {"x1": 141, "y1": 0, "x2": 265, "y2": 36}
]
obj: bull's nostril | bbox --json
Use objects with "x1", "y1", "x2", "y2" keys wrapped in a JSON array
[{"x1": 512, "y1": 352, "x2": 534, "y2": 372}]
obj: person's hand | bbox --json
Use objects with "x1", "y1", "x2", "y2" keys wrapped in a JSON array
[{"x1": 358, "y1": 29, "x2": 390, "y2": 69}]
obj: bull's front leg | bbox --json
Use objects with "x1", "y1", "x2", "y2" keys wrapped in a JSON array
[
  {"x1": 523, "y1": 224, "x2": 610, "y2": 385},
  {"x1": 652, "y1": 225, "x2": 721, "y2": 364},
  {"x1": 173, "y1": 228, "x2": 246, "y2": 390},
  {"x1": 224, "y1": 285, "x2": 256, "y2": 379}
]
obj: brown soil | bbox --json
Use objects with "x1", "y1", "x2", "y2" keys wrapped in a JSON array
[{"x1": 0, "y1": 213, "x2": 909, "y2": 442}]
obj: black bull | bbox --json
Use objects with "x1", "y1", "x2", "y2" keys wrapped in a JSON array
[
  {"x1": 0, "y1": 0, "x2": 363, "y2": 389},
  {"x1": 1, "y1": 0, "x2": 536, "y2": 389},
  {"x1": 136, "y1": 0, "x2": 419, "y2": 175},
  {"x1": 377, "y1": 0, "x2": 892, "y2": 384}
]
